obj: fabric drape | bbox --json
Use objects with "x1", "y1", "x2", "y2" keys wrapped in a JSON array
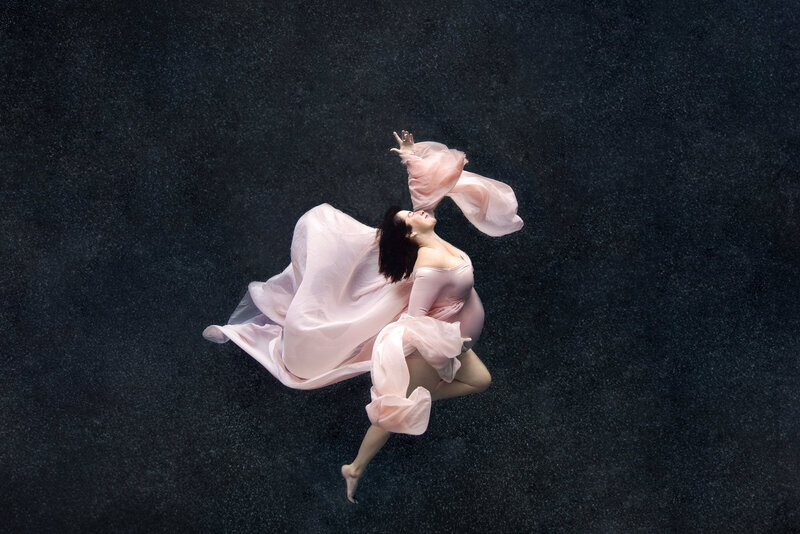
[{"x1": 203, "y1": 139, "x2": 523, "y2": 433}]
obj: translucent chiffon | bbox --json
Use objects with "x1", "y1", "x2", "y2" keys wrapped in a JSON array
[
  {"x1": 365, "y1": 254, "x2": 484, "y2": 435},
  {"x1": 203, "y1": 139, "x2": 523, "y2": 433},
  {"x1": 364, "y1": 314, "x2": 463, "y2": 435},
  {"x1": 202, "y1": 204, "x2": 411, "y2": 390},
  {"x1": 400, "y1": 141, "x2": 524, "y2": 236}
]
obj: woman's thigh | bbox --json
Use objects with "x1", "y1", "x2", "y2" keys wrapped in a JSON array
[{"x1": 405, "y1": 354, "x2": 442, "y2": 396}]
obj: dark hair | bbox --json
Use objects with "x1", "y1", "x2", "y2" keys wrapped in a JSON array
[{"x1": 377, "y1": 205, "x2": 418, "y2": 282}]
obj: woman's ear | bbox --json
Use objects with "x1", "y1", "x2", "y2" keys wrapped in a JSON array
[{"x1": 409, "y1": 232, "x2": 417, "y2": 238}]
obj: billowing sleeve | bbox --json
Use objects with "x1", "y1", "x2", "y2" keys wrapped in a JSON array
[
  {"x1": 364, "y1": 270, "x2": 467, "y2": 435},
  {"x1": 399, "y1": 142, "x2": 466, "y2": 213},
  {"x1": 365, "y1": 314, "x2": 463, "y2": 435},
  {"x1": 398, "y1": 140, "x2": 524, "y2": 237}
]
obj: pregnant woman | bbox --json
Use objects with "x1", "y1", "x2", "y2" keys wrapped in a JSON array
[{"x1": 202, "y1": 130, "x2": 523, "y2": 503}]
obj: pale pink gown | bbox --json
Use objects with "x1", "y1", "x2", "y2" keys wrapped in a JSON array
[{"x1": 203, "y1": 140, "x2": 523, "y2": 435}]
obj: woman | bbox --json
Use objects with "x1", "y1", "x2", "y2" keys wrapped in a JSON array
[{"x1": 202, "y1": 130, "x2": 523, "y2": 502}]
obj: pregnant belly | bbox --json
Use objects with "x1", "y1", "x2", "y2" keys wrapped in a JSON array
[
  {"x1": 425, "y1": 289, "x2": 485, "y2": 351},
  {"x1": 456, "y1": 289, "x2": 484, "y2": 350}
]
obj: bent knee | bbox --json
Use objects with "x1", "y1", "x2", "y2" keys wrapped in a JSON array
[{"x1": 475, "y1": 369, "x2": 492, "y2": 392}]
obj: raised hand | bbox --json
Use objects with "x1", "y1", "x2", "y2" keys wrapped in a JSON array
[{"x1": 389, "y1": 130, "x2": 415, "y2": 155}]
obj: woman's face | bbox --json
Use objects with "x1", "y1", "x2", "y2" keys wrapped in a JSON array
[{"x1": 395, "y1": 209, "x2": 436, "y2": 234}]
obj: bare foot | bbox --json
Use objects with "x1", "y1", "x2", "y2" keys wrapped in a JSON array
[{"x1": 341, "y1": 464, "x2": 362, "y2": 503}]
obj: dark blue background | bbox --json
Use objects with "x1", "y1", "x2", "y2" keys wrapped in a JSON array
[{"x1": 2, "y1": 1, "x2": 798, "y2": 531}]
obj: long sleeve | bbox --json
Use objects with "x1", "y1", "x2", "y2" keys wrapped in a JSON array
[
  {"x1": 400, "y1": 142, "x2": 467, "y2": 213},
  {"x1": 398, "y1": 140, "x2": 524, "y2": 236},
  {"x1": 448, "y1": 170, "x2": 524, "y2": 237},
  {"x1": 363, "y1": 267, "x2": 469, "y2": 434},
  {"x1": 406, "y1": 270, "x2": 446, "y2": 317},
  {"x1": 365, "y1": 314, "x2": 463, "y2": 435}
]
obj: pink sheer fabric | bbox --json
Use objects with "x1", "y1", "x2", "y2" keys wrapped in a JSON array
[
  {"x1": 364, "y1": 315, "x2": 463, "y2": 435},
  {"x1": 400, "y1": 141, "x2": 524, "y2": 237},
  {"x1": 202, "y1": 204, "x2": 412, "y2": 390},
  {"x1": 365, "y1": 252, "x2": 485, "y2": 435},
  {"x1": 203, "y1": 139, "x2": 523, "y2": 433}
]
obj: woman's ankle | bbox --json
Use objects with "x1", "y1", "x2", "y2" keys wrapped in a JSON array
[{"x1": 345, "y1": 463, "x2": 365, "y2": 477}]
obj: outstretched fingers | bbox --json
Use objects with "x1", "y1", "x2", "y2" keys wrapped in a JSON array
[{"x1": 390, "y1": 130, "x2": 415, "y2": 154}]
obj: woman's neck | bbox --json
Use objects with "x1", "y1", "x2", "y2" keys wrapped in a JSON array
[{"x1": 414, "y1": 231, "x2": 443, "y2": 249}]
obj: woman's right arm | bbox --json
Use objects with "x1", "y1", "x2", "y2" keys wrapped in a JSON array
[{"x1": 389, "y1": 130, "x2": 467, "y2": 214}]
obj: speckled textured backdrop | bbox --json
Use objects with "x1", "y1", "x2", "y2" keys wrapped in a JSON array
[{"x1": 2, "y1": 1, "x2": 798, "y2": 532}]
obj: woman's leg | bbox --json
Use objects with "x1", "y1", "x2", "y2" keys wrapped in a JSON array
[
  {"x1": 341, "y1": 424, "x2": 389, "y2": 502},
  {"x1": 430, "y1": 349, "x2": 491, "y2": 401},
  {"x1": 341, "y1": 355, "x2": 441, "y2": 502}
]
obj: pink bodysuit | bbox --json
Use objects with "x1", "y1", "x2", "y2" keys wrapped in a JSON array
[
  {"x1": 203, "y1": 140, "x2": 522, "y2": 436},
  {"x1": 408, "y1": 253, "x2": 484, "y2": 352}
]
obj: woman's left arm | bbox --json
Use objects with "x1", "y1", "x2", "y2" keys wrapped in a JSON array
[{"x1": 406, "y1": 270, "x2": 444, "y2": 317}]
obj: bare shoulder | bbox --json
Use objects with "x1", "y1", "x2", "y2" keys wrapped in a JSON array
[
  {"x1": 414, "y1": 246, "x2": 462, "y2": 270},
  {"x1": 414, "y1": 247, "x2": 441, "y2": 269}
]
